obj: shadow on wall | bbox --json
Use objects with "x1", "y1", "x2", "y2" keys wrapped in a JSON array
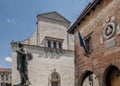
[
  {"x1": 38, "y1": 52, "x2": 63, "y2": 59},
  {"x1": 25, "y1": 46, "x2": 73, "y2": 60},
  {"x1": 38, "y1": 50, "x2": 73, "y2": 59}
]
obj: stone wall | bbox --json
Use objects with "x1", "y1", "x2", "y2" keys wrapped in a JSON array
[
  {"x1": 21, "y1": 12, "x2": 74, "y2": 51},
  {"x1": 12, "y1": 45, "x2": 74, "y2": 86}
]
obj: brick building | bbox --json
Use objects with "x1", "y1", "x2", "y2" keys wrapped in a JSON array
[
  {"x1": 68, "y1": 0, "x2": 120, "y2": 86},
  {"x1": 0, "y1": 68, "x2": 11, "y2": 86},
  {"x1": 11, "y1": 12, "x2": 74, "y2": 86}
]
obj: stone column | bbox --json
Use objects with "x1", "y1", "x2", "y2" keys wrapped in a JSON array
[
  {"x1": 51, "y1": 41, "x2": 53, "y2": 48},
  {"x1": 56, "y1": 42, "x2": 59, "y2": 49},
  {"x1": 46, "y1": 40, "x2": 48, "y2": 47}
]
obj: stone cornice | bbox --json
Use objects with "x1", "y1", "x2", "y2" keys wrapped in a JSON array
[{"x1": 11, "y1": 42, "x2": 74, "y2": 53}]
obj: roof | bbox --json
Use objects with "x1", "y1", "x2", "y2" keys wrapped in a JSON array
[
  {"x1": 0, "y1": 68, "x2": 11, "y2": 72},
  {"x1": 68, "y1": 0, "x2": 103, "y2": 34}
]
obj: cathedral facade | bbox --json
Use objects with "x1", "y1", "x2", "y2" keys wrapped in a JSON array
[
  {"x1": 11, "y1": 12, "x2": 74, "y2": 86},
  {"x1": 68, "y1": 0, "x2": 120, "y2": 86}
]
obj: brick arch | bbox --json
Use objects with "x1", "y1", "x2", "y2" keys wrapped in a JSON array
[
  {"x1": 78, "y1": 70, "x2": 93, "y2": 86},
  {"x1": 102, "y1": 65, "x2": 120, "y2": 86},
  {"x1": 78, "y1": 70, "x2": 100, "y2": 86}
]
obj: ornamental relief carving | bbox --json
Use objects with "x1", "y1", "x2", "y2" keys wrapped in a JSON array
[
  {"x1": 103, "y1": 22, "x2": 116, "y2": 39},
  {"x1": 100, "y1": 16, "x2": 120, "y2": 44}
]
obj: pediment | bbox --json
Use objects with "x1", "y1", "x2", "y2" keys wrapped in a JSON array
[{"x1": 37, "y1": 11, "x2": 70, "y2": 23}]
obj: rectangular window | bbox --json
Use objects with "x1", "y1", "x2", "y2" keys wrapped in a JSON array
[
  {"x1": 1, "y1": 75, "x2": 4, "y2": 81},
  {"x1": 84, "y1": 36, "x2": 92, "y2": 53},
  {"x1": 6, "y1": 74, "x2": 8, "y2": 81},
  {"x1": 59, "y1": 42, "x2": 62, "y2": 49},
  {"x1": 48, "y1": 41, "x2": 51, "y2": 48},
  {"x1": 53, "y1": 41, "x2": 57, "y2": 48}
]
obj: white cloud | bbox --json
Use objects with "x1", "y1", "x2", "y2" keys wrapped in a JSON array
[
  {"x1": 5, "y1": 57, "x2": 12, "y2": 63},
  {"x1": 7, "y1": 18, "x2": 16, "y2": 24},
  {"x1": 7, "y1": 18, "x2": 10, "y2": 23}
]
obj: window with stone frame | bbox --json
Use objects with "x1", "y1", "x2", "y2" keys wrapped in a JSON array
[
  {"x1": 58, "y1": 42, "x2": 62, "y2": 49},
  {"x1": 84, "y1": 35, "x2": 92, "y2": 53},
  {"x1": 1, "y1": 72, "x2": 4, "y2": 81},
  {"x1": 45, "y1": 36, "x2": 63, "y2": 49},
  {"x1": 48, "y1": 40, "x2": 51, "y2": 48},
  {"x1": 6, "y1": 73, "x2": 9, "y2": 81},
  {"x1": 53, "y1": 41, "x2": 57, "y2": 48},
  {"x1": 50, "y1": 72, "x2": 60, "y2": 86}
]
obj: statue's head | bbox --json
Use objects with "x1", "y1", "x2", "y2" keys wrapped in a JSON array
[{"x1": 18, "y1": 42, "x2": 23, "y2": 48}]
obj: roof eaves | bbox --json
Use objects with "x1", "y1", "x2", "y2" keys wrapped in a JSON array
[{"x1": 68, "y1": 0, "x2": 102, "y2": 34}]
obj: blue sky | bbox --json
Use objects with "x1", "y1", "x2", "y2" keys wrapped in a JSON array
[{"x1": 0, "y1": 0, "x2": 93, "y2": 68}]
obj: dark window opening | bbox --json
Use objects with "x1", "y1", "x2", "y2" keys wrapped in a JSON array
[
  {"x1": 48, "y1": 41, "x2": 51, "y2": 48},
  {"x1": 1, "y1": 74, "x2": 4, "y2": 81},
  {"x1": 85, "y1": 36, "x2": 92, "y2": 53},
  {"x1": 53, "y1": 41, "x2": 57, "y2": 48},
  {"x1": 59, "y1": 42, "x2": 62, "y2": 49},
  {"x1": 6, "y1": 75, "x2": 8, "y2": 81}
]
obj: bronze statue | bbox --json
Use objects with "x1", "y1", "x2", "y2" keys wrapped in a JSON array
[{"x1": 15, "y1": 43, "x2": 30, "y2": 86}]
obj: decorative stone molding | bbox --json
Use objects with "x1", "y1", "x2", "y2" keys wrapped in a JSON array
[
  {"x1": 103, "y1": 21, "x2": 116, "y2": 40},
  {"x1": 103, "y1": 16, "x2": 116, "y2": 40},
  {"x1": 100, "y1": 16, "x2": 120, "y2": 44}
]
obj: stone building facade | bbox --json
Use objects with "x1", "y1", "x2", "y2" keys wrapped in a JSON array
[
  {"x1": 11, "y1": 12, "x2": 74, "y2": 86},
  {"x1": 68, "y1": 0, "x2": 120, "y2": 86},
  {"x1": 0, "y1": 68, "x2": 11, "y2": 86}
]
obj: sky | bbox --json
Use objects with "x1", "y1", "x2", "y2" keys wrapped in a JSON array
[{"x1": 0, "y1": 0, "x2": 93, "y2": 68}]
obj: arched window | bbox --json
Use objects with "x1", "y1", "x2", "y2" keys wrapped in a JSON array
[{"x1": 49, "y1": 72, "x2": 60, "y2": 86}]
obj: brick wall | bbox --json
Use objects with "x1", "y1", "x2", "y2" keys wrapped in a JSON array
[{"x1": 74, "y1": 0, "x2": 120, "y2": 86}]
